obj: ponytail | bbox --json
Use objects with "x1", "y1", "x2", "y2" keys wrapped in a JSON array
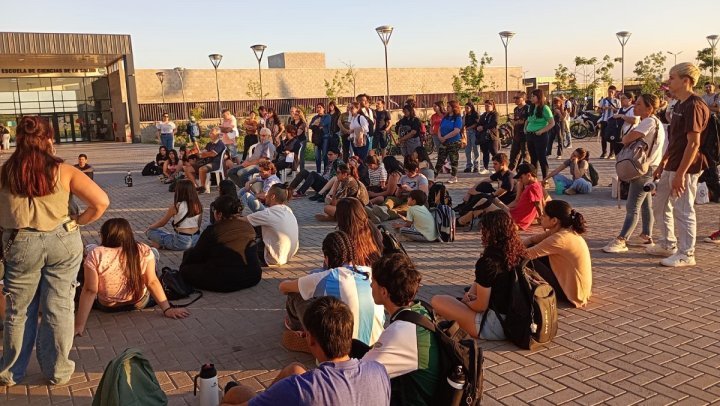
[{"x1": 544, "y1": 200, "x2": 586, "y2": 234}]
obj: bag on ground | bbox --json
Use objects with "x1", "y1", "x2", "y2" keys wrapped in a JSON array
[
  {"x1": 697, "y1": 182, "x2": 710, "y2": 205},
  {"x1": 428, "y1": 182, "x2": 452, "y2": 208},
  {"x1": 159, "y1": 267, "x2": 203, "y2": 306},
  {"x1": 92, "y1": 347, "x2": 167, "y2": 406},
  {"x1": 394, "y1": 300, "x2": 484, "y2": 406},
  {"x1": 377, "y1": 225, "x2": 408, "y2": 256},
  {"x1": 586, "y1": 163, "x2": 600, "y2": 187},
  {"x1": 433, "y1": 204, "x2": 456, "y2": 242},
  {"x1": 142, "y1": 161, "x2": 160, "y2": 176}
]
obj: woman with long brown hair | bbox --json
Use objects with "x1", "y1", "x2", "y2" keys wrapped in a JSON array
[
  {"x1": 335, "y1": 197, "x2": 382, "y2": 266},
  {"x1": 317, "y1": 163, "x2": 368, "y2": 220},
  {"x1": 0, "y1": 116, "x2": 108, "y2": 385},
  {"x1": 75, "y1": 219, "x2": 189, "y2": 336},
  {"x1": 525, "y1": 89, "x2": 555, "y2": 179},
  {"x1": 431, "y1": 210, "x2": 527, "y2": 339},
  {"x1": 146, "y1": 179, "x2": 202, "y2": 250}
]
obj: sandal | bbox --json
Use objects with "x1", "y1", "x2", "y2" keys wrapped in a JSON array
[{"x1": 281, "y1": 330, "x2": 311, "y2": 353}]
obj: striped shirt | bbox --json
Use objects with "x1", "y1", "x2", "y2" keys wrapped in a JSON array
[
  {"x1": 368, "y1": 164, "x2": 388, "y2": 187},
  {"x1": 298, "y1": 265, "x2": 385, "y2": 346}
]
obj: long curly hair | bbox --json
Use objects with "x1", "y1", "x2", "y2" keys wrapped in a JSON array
[
  {"x1": 479, "y1": 210, "x2": 527, "y2": 269},
  {"x1": 335, "y1": 197, "x2": 381, "y2": 266}
]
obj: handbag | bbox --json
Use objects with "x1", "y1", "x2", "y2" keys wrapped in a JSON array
[
  {"x1": 159, "y1": 267, "x2": 203, "y2": 307},
  {"x1": 615, "y1": 117, "x2": 659, "y2": 182}
]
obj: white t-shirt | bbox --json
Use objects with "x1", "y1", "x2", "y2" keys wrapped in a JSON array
[
  {"x1": 173, "y1": 201, "x2": 201, "y2": 229},
  {"x1": 246, "y1": 204, "x2": 299, "y2": 266},
  {"x1": 156, "y1": 121, "x2": 176, "y2": 134},
  {"x1": 222, "y1": 115, "x2": 239, "y2": 141},
  {"x1": 619, "y1": 106, "x2": 637, "y2": 136},
  {"x1": 630, "y1": 116, "x2": 666, "y2": 167}
]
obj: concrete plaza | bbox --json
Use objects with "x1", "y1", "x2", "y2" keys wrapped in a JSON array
[{"x1": 1, "y1": 138, "x2": 719, "y2": 405}]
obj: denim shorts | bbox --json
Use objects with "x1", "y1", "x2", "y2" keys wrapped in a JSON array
[{"x1": 475, "y1": 309, "x2": 506, "y2": 340}]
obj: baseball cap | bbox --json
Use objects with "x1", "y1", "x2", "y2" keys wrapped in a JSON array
[{"x1": 513, "y1": 163, "x2": 537, "y2": 179}]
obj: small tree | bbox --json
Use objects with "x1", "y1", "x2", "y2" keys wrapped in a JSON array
[
  {"x1": 324, "y1": 70, "x2": 348, "y2": 102},
  {"x1": 452, "y1": 51, "x2": 493, "y2": 104},
  {"x1": 246, "y1": 79, "x2": 269, "y2": 101},
  {"x1": 554, "y1": 64, "x2": 571, "y2": 91},
  {"x1": 190, "y1": 106, "x2": 205, "y2": 120},
  {"x1": 696, "y1": 47, "x2": 718, "y2": 77},
  {"x1": 633, "y1": 52, "x2": 668, "y2": 96},
  {"x1": 342, "y1": 61, "x2": 359, "y2": 98},
  {"x1": 595, "y1": 55, "x2": 620, "y2": 86}
]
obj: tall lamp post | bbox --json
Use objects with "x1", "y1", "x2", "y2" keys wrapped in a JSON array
[
  {"x1": 155, "y1": 71, "x2": 166, "y2": 113},
  {"x1": 666, "y1": 51, "x2": 682, "y2": 66},
  {"x1": 707, "y1": 35, "x2": 719, "y2": 84},
  {"x1": 616, "y1": 31, "x2": 631, "y2": 91},
  {"x1": 250, "y1": 44, "x2": 267, "y2": 104},
  {"x1": 174, "y1": 67, "x2": 188, "y2": 120},
  {"x1": 375, "y1": 25, "x2": 394, "y2": 107},
  {"x1": 499, "y1": 31, "x2": 515, "y2": 117},
  {"x1": 208, "y1": 53, "x2": 223, "y2": 118}
]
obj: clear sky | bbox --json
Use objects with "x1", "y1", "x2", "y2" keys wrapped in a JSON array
[{"x1": 2, "y1": 0, "x2": 717, "y2": 79}]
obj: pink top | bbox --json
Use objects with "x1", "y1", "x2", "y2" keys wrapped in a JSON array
[
  {"x1": 510, "y1": 181, "x2": 544, "y2": 230},
  {"x1": 84, "y1": 243, "x2": 155, "y2": 306}
]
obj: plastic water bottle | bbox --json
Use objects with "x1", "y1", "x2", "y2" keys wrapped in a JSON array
[
  {"x1": 446, "y1": 365, "x2": 466, "y2": 406},
  {"x1": 194, "y1": 364, "x2": 220, "y2": 406},
  {"x1": 124, "y1": 171, "x2": 133, "y2": 187},
  {"x1": 555, "y1": 181, "x2": 565, "y2": 195}
]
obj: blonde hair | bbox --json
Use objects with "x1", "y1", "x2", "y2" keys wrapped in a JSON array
[{"x1": 670, "y1": 63, "x2": 701, "y2": 86}]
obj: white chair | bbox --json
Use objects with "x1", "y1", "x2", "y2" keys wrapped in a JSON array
[
  {"x1": 281, "y1": 143, "x2": 304, "y2": 183},
  {"x1": 208, "y1": 146, "x2": 227, "y2": 188},
  {"x1": 245, "y1": 143, "x2": 257, "y2": 161}
]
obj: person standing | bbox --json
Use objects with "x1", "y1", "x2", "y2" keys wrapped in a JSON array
[
  {"x1": 73, "y1": 153, "x2": 94, "y2": 179},
  {"x1": 525, "y1": 89, "x2": 555, "y2": 180},
  {"x1": 434, "y1": 100, "x2": 463, "y2": 183},
  {"x1": 220, "y1": 109, "x2": 239, "y2": 164},
  {"x1": 611, "y1": 92, "x2": 639, "y2": 156},
  {"x1": 186, "y1": 116, "x2": 201, "y2": 153},
  {"x1": 289, "y1": 107, "x2": 308, "y2": 171},
  {"x1": 547, "y1": 97, "x2": 566, "y2": 159},
  {"x1": 509, "y1": 92, "x2": 531, "y2": 170},
  {"x1": 700, "y1": 82, "x2": 720, "y2": 202},
  {"x1": 0, "y1": 124, "x2": 10, "y2": 152},
  {"x1": 309, "y1": 103, "x2": 329, "y2": 172},
  {"x1": 477, "y1": 99, "x2": 500, "y2": 174},
  {"x1": 395, "y1": 104, "x2": 422, "y2": 158},
  {"x1": 156, "y1": 113, "x2": 177, "y2": 152},
  {"x1": 0, "y1": 116, "x2": 109, "y2": 385},
  {"x1": 598, "y1": 86, "x2": 620, "y2": 159},
  {"x1": 648, "y1": 63, "x2": 710, "y2": 267},
  {"x1": 463, "y1": 102, "x2": 480, "y2": 173},
  {"x1": 430, "y1": 101, "x2": 445, "y2": 151},
  {"x1": 337, "y1": 103, "x2": 353, "y2": 162},
  {"x1": 373, "y1": 99, "x2": 392, "y2": 157},
  {"x1": 349, "y1": 102, "x2": 370, "y2": 162},
  {"x1": 357, "y1": 94, "x2": 375, "y2": 151}
]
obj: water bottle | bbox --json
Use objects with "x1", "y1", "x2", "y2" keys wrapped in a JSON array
[
  {"x1": 643, "y1": 181, "x2": 657, "y2": 192},
  {"x1": 446, "y1": 365, "x2": 466, "y2": 406},
  {"x1": 124, "y1": 171, "x2": 133, "y2": 187},
  {"x1": 555, "y1": 180, "x2": 565, "y2": 195},
  {"x1": 194, "y1": 363, "x2": 220, "y2": 406}
]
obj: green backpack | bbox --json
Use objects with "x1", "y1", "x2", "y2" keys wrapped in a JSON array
[{"x1": 93, "y1": 348, "x2": 168, "y2": 406}]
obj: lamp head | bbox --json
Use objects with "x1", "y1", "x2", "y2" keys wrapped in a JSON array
[
  {"x1": 499, "y1": 31, "x2": 515, "y2": 47},
  {"x1": 375, "y1": 25, "x2": 394, "y2": 44},
  {"x1": 616, "y1": 31, "x2": 631, "y2": 45},
  {"x1": 208, "y1": 54, "x2": 223, "y2": 68},
  {"x1": 155, "y1": 71, "x2": 165, "y2": 82},
  {"x1": 708, "y1": 35, "x2": 719, "y2": 47},
  {"x1": 251, "y1": 44, "x2": 267, "y2": 61}
]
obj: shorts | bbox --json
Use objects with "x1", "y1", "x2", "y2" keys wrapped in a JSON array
[{"x1": 475, "y1": 309, "x2": 506, "y2": 340}]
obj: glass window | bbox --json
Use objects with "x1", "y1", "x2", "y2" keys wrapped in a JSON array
[
  {"x1": 52, "y1": 78, "x2": 84, "y2": 102},
  {"x1": 0, "y1": 78, "x2": 18, "y2": 103}
]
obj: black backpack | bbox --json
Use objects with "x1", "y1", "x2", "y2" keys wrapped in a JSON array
[
  {"x1": 395, "y1": 300, "x2": 484, "y2": 406},
  {"x1": 428, "y1": 182, "x2": 452, "y2": 208},
  {"x1": 700, "y1": 115, "x2": 720, "y2": 163},
  {"x1": 142, "y1": 161, "x2": 161, "y2": 176},
  {"x1": 586, "y1": 163, "x2": 600, "y2": 187},
  {"x1": 433, "y1": 205, "x2": 456, "y2": 242},
  {"x1": 159, "y1": 267, "x2": 203, "y2": 307},
  {"x1": 488, "y1": 259, "x2": 558, "y2": 350},
  {"x1": 377, "y1": 225, "x2": 408, "y2": 256}
]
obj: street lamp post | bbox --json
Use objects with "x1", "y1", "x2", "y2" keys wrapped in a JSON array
[
  {"x1": 155, "y1": 71, "x2": 166, "y2": 112},
  {"x1": 499, "y1": 31, "x2": 515, "y2": 117},
  {"x1": 708, "y1": 35, "x2": 719, "y2": 84},
  {"x1": 616, "y1": 31, "x2": 631, "y2": 91},
  {"x1": 375, "y1": 25, "x2": 394, "y2": 107},
  {"x1": 250, "y1": 44, "x2": 267, "y2": 104},
  {"x1": 208, "y1": 53, "x2": 223, "y2": 118},
  {"x1": 666, "y1": 51, "x2": 682, "y2": 66},
  {"x1": 174, "y1": 67, "x2": 188, "y2": 120}
]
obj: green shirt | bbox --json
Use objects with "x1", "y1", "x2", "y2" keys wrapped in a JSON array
[
  {"x1": 407, "y1": 205, "x2": 438, "y2": 241},
  {"x1": 526, "y1": 105, "x2": 553, "y2": 133}
]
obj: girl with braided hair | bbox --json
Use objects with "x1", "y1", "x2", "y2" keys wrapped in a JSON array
[{"x1": 278, "y1": 231, "x2": 385, "y2": 352}]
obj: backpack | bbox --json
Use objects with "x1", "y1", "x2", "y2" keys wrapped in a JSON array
[
  {"x1": 428, "y1": 182, "x2": 452, "y2": 208},
  {"x1": 700, "y1": 114, "x2": 720, "y2": 163},
  {"x1": 93, "y1": 348, "x2": 167, "y2": 406},
  {"x1": 433, "y1": 204, "x2": 456, "y2": 242},
  {"x1": 586, "y1": 163, "x2": 599, "y2": 187},
  {"x1": 159, "y1": 267, "x2": 203, "y2": 306},
  {"x1": 394, "y1": 300, "x2": 484, "y2": 406},
  {"x1": 603, "y1": 116, "x2": 624, "y2": 143},
  {"x1": 142, "y1": 161, "x2": 160, "y2": 176},
  {"x1": 615, "y1": 117, "x2": 659, "y2": 182},
  {"x1": 377, "y1": 225, "x2": 408, "y2": 256},
  {"x1": 489, "y1": 259, "x2": 558, "y2": 350}
]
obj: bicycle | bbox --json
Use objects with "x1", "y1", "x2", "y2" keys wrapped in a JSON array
[{"x1": 570, "y1": 111, "x2": 601, "y2": 140}]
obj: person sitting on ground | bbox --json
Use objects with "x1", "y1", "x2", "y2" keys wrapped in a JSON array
[
  {"x1": 455, "y1": 152, "x2": 516, "y2": 214},
  {"x1": 220, "y1": 296, "x2": 391, "y2": 406},
  {"x1": 412, "y1": 146, "x2": 435, "y2": 181},
  {"x1": 238, "y1": 160, "x2": 281, "y2": 213},
  {"x1": 336, "y1": 197, "x2": 382, "y2": 266},
  {"x1": 146, "y1": 179, "x2": 202, "y2": 250},
  {"x1": 458, "y1": 163, "x2": 548, "y2": 231},
  {"x1": 431, "y1": 210, "x2": 524, "y2": 339},
  {"x1": 361, "y1": 254, "x2": 442, "y2": 406},
  {"x1": 74, "y1": 153, "x2": 94, "y2": 179},
  {"x1": 209, "y1": 179, "x2": 241, "y2": 225},
  {"x1": 368, "y1": 156, "x2": 404, "y2": 205},
  {"x1": 543, "y1": 147, "x2": 593, "y2": 195},
  {"x1": 183, "y1": 126, "x2": 225, "y2": 194},
  {"x1": 392, "y1": 190, "x2": 439, "y2": 242},
  {"x1": 228, "y1": 127, "x2": 276, "y2": 187},
  {"x1": 155, "y1": 146, "x2": 168, "y2": 169},
  {"x1": 74, "y1": 218, "x2": 189, "y2": 336},
  {"x1": 240, "y1": 184, "x2": 299, "y2": 266},
  {"x1": 289, "y1": 146, "x2": 343, "y2": 199},
  {"x1": 523, "y1": 200, "x2": 592, "y2": 307},
  {"x1": 162, "y1": 149, "x2": 181, "y2": 182},
  {"x1": 278, "y1": 231, "x2": 386, "y2": 352},
  {"x1": 349, "y1": 155, "x2": 371, "y2": 187},
  {"x1": 365, "y1": 155, "x2": 387, "y2": 194},
  {"x1": 316, "y1": 163, "x2": 369, "y2": 221},
  {"x1": 274, "y1": 124, "x2": 302, "y2": 172},
  {"x1": 384, "y1": 159, "x2": 429, "y2": 215},
  {"x1": 180, "y1": 195, "x2": 262, "y2": 292}
]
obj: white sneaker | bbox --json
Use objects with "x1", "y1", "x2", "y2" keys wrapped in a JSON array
[
  {"x1": 646, "y1": 244, "x2": 677, "y2": 257},
  {"x1": 626, "y1": 235, "x2": 654, "y2": 247},
  {"x1": 447, "y1": 176, "x2": 459, "y2": 184},
  {"x1": 660, "y1": 253, "x2": 696, "y2": 267},
  {"x1": 556, "y1": 155, "x2": 563, "y2": 160},
  {"x1": 602, "y1": 238, "x2": 628, "y2": 253},
  {"x1": 478, "y1": 169, "x2": 490, "y2": 175}
]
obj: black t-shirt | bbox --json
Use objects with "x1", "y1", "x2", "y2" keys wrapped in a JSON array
[
  {"x1": 474, "y1": 252, "x2": 513, "y2": 314},
  {"x1": 396, "y1": 117, "x2": 422, "y2": 139},
  {"x1": 489, "y1": 169, "x2": 516, "y2": 204},
  {"x1": 375, "y1": 110, "x2": 391, "y2": 133},
  {"x1": 464, "y1": 111, "x2": 479, "y2": 128}
]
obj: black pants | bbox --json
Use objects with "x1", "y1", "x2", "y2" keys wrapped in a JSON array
[
  {"x1": 179, "y1": 245, "x2": 262, "y2": 292},
  {"x1": 341, "y1": 134, "x2": 352, "y2": 162},
  {"x1": 532, "y1": 256, "x2": 569, "y2": 304},
  {"x1": 526, "y1": 132, "x2": 549, "y2": 179},
  {"x1": 289, "y1": 169, "x2": 328, "y2": 194},
  {"x1": 599, "y1": 121, "x2": 611, "y2": 156},
  {"x1": 700, "y1": 159, "x2": 720, "y2": 202},
  {"x1": 546, "y1": 127, "x2": 563, "y2": 157},
  {"x1": 479, "y1": 139, "x2": 500, "y2": 170},
  {"x1": 612, "y1": 142, "x2": 624, "y2": 156},
  {"x1": 509, "y1": 127, "x2": 529, "y2": 171},
  {"x1": 242, "y1": 134, "x2": 258, "y2": 160}
]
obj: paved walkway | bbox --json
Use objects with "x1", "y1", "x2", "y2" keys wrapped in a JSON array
[{"x1": 1, "y1": 139, "x2": 719, "y2": 405}]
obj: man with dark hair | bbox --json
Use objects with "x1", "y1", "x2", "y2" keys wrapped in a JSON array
[
  {"x1": 363, "y1": 254, "x2": 441, "y2": 406},
  {"x1": 384, "y1": 159, "x2": 429, "y2": 215},
  {"x1": 288, "y1": 147, "x2": 344, "y2": 199},
  {"x1": 509, "y1": 91, "x2": 532, "y2": 170},
  {"x1": 74, "y1": 154, "x2": 94, "y2": 179},
  {"x1": 241, "y1": 184, "x2": 299, "y2": 266},
  {"x1": 598, "y1": 85, "x2": 620, "y2": 159},
  {"x1": 357, "y1": 93, "x2": 375, "y2": 147},
  {"x1": 393, "y1": 190, "x2": 438, "y2": 242},
  {"x1": 221, "y1": 296, "x2": 390, "y2": 406},
  {"x1": 456, "y1": 152, "x2": 516, "y2": 214}
]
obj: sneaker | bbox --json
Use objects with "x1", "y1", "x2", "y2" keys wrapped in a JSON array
[
  {"x1": 564, "y1": 188, "x2": 577, "y2": 195},
  {"x1": 602, "y1": 238, "x2": 628, "y2": 253},
  {"x1": 703, "y1": 230, "x2": 720, "y2": 243},
  {"x1": 447, "y1": 176, "x2": 459, "y2": 184},
  {"x1": 556, "y1": 155, "x2": 563, "y2": 160},
  {"x1": 599, "y1": 153, "x2": 607, "y2": 159},
  {"x1": 292, "y1": 191, "x2": 305, "y2": 198},
  {"x1": 203, "y1": 187, "x2": 211, "y2": 194},
  {"x1": 660, "y1": 253, "x2": 696, "y2": 267},
  {"x1": 607, "y1": 154, "x2": 615, "y2": 160},
  {"x1": 463, "y1": 167, "x2": 472, "y2": 173},
  {"x1": 478, "y1": 168, "x2": 490, "y2": 175},
  {"x1": 646, "y1": 244, "x2": 677, "y2": 257},
  {"x1": 627, "y1": 235, "x2": 654, "y2": 247},
  {"x1": 472, "y1": 167, "x2": 479, "y2": 173}
]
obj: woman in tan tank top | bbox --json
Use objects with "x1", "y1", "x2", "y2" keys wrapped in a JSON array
[{"x1": 0, "y1": 116, "x2": 108, "y2": 386}]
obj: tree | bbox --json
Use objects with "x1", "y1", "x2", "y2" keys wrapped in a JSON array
[
  {"x1": 452, "y1": 51, "x2": 493, "y2": 104},
  {"x1": 595, "y1": 55, "x2": 621, "y2": 86},
  {"x1": 696, "y1": 47, "x2": 718, "y2": 77},
  {"x1": 323, "y1": 70, "x2": 348, "y2": 102},
  {"x1": 245, "y1": 79, "x2": 269, "y2": 100},
  {"x1": 554, "y1": 64, "x2": 571, "y2": 91},
  {"x1": 342, "y1": 61, "x2": 358, "y2": 98},
  {"x1": 633, "y1": 52, "x2": 667, "y2": 96}
]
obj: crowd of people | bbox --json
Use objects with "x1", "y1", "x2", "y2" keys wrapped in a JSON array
[{"x1": 0, "y1": 62, "x2": 718, "y2": 405}]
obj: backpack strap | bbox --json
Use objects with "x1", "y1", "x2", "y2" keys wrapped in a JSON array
[{"x1": 393, "y1": 308, "x2": 437, "y2": 333}]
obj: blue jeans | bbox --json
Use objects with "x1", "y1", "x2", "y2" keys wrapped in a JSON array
[
  {"x1": 160, "y1": 133, "x2": 174, "y2": 151},
  {"x1": 1, "y1": 223, "x2": 83, "y2": 385},
  {"x1": 314, "y1": 137, "x2": 330, "y2": 172},
  {"x1": 553, "y1": 174, "x2": 592, "y2": 194},
  {"x1": 619, "y1": 173, "x2": 653, "y2": 240},
  {"x1": 240, "y1": 191, "x2": 265, "y2": 213},
  {"x1": 146, "y1": 228, "x2": 198, "y2": 251},
  {"x1": 228, "y1": 165, "x2": 259, "y2": 187},
  {"x1": 464, "y1": 129, "x2": 479, "y2": 169}
]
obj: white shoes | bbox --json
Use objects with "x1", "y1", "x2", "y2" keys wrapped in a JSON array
[
  {"x1": 660, "y1": 253, "x2": 696, "y2": 267},
  {"x1": 602, "y1": 238, "x2": 628, "y2": 253},
  {"x1": 447, "y1": 176, "x2": 459, "y2": 184},
  {"x1": 478, "y1": 168, "x2": 490, "y2": 175},
  {"x1": 645, "y1": 244, "x2": 677, "y2": 257},
  {"x1": 626, "y1": 235, "x2": 654, "y2": 247}
]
